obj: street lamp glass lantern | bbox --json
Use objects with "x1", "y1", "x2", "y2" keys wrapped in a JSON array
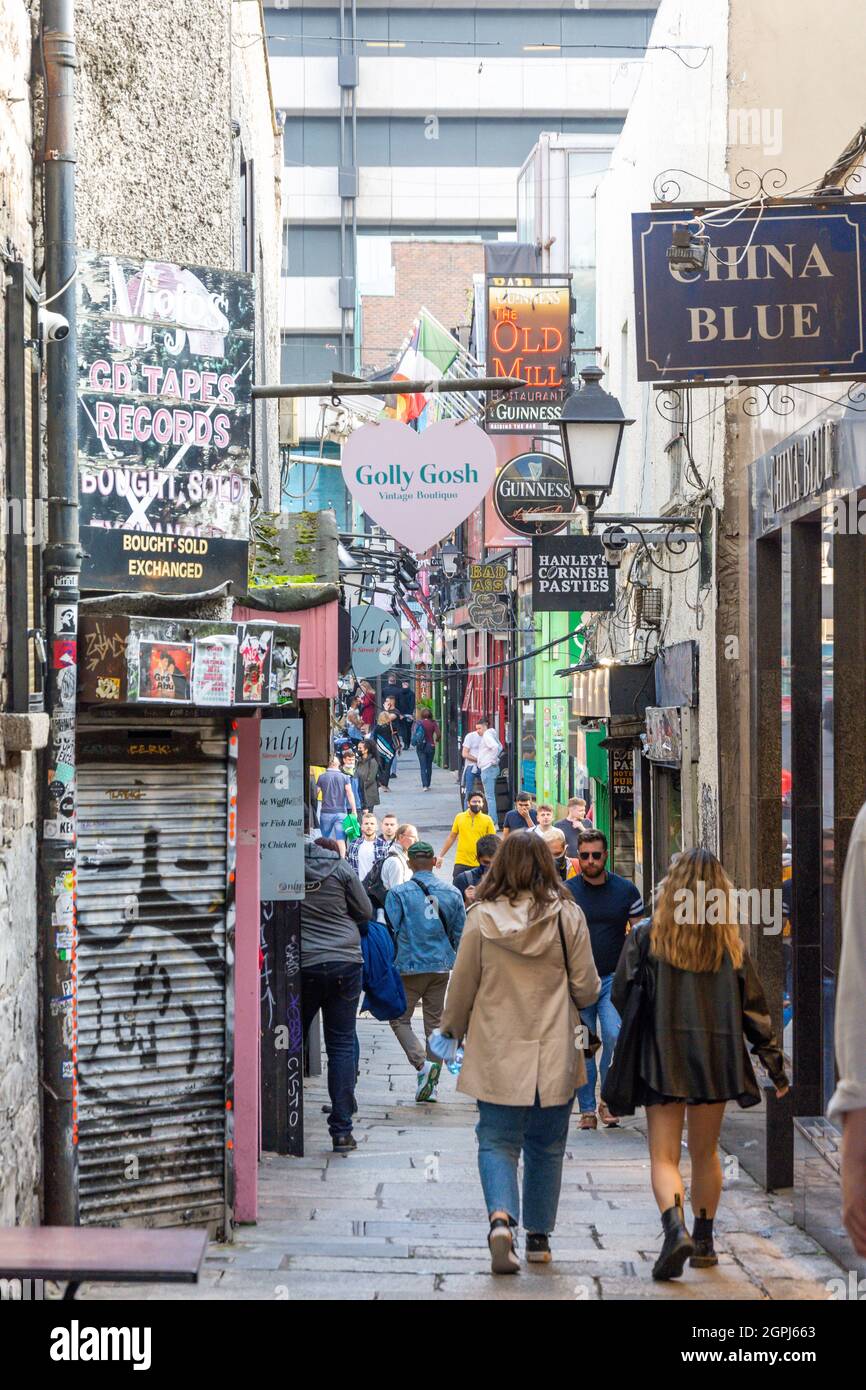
[
  {"x1": 441, "y1": 541, "x2": 460, "y2": 576},
  {"x1": 558, "y1": 365, "x2": 634, "y2": 504}
]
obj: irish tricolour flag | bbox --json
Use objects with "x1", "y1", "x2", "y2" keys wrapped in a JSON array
[{"x1": 384, "y1": 310, "x2": 459, "y2": 424}]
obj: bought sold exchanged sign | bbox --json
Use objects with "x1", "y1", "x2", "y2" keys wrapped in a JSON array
[
  {"x1": 531, "y1": 536, "x2": 615, "y2": 612},
  {"x1": 633, "y1": 202, "x2": 866, "y2": 383}
]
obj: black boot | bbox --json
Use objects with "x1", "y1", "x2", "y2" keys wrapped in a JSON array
[
  {"x1": 651, "y1": 1195, "x2": 694, "y2": 1281},
  {"x1": 690, "y1": 1210, "x2": 718, "y2": 1268}
]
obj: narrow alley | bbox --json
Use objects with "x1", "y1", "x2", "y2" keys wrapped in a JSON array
[{"x1": 82, "y1": 752, "x2": 839, "y2": 1303}]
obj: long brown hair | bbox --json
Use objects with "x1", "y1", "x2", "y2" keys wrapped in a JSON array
[
  {"x1": 475, "y1": 831, "x2": 571, "y2": 907},
  {"x1": 650, "y1": 847, "x2": 745, "y2": 973}
]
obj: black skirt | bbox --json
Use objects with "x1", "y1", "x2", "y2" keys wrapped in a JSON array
[{"x1": 637, "y1": 1080, "x2": 726, "y2": 1108}]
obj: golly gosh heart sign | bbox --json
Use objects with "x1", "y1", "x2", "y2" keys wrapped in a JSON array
[{"x1": 341, "y1": 419, "x2": 496, "y2": 552}]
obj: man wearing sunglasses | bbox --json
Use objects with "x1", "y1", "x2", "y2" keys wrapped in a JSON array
[{"x1": 567, "y1": 829, "x2": 644, "y2": 1130}]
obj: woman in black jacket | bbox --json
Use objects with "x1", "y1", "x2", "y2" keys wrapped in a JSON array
[{"x1": 610, "y1": 848, "x2": 789, "y2": 1281}]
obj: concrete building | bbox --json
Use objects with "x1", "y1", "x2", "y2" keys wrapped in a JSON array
[{"x1": 264, "y1": 0, "x2": 660, "y2": 447}]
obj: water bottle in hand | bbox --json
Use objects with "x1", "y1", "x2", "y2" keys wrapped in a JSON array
[{"x1": 446, "y1": 1047, "x2": 464, "y2": 1076}]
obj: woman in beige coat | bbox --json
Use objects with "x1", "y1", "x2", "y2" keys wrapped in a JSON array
[{"x1": 440, "y1": 833, "x2": 600, "y2": 1273}]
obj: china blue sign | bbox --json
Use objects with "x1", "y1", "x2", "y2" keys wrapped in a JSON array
[{"x1": 633, "y1": 203, "x2": 866, "y2": 383}]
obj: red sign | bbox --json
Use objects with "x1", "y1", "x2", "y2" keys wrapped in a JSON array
[{"x1": 486, "y1": 278, "x2": 572, "y2": 435}]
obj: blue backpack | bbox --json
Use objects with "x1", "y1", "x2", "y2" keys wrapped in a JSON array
[
  {"x1": 410, "y1": 720, "x2": 427, "y2": 750},
  {"x1": 358, "y1": 920, "x2": 407, "y2": 1021}
]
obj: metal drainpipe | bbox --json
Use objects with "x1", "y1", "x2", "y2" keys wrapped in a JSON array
[{"x1": 39, "y1": 0, "x2": 82, "y2": 1225}]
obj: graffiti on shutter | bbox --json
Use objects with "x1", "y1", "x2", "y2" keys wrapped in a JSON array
[{"x1": 75, "y1": 717, "x2": 234, "y2": 1233}]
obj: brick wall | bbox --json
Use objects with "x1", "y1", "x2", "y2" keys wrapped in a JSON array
[
  {"x1": 0, "y1": 0, "x2": 41, "y2": 1226},
  {"x1": 361, "y1": 240, "x2": 484, "y2": 372}
]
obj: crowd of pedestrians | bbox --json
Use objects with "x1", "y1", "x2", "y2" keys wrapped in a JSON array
[{"x1": 299, "y1": 703, "x2": 825, "y2": 1283}]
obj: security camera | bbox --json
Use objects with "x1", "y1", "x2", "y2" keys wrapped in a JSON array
[
  {"x1": 38, "y1": 308, "x2": 70, "y2": 342},
  {"x1": 601, "y1": 525, "x2": 630, "y2": 568}
]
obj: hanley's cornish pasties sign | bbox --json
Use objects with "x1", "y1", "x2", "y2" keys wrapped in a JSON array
[
  {"x1": 77, "y1": 253, "x2": 254, "y2": 593},
  {"x1": 531, "y1": 536, "x2": 615, "y2": 612}
]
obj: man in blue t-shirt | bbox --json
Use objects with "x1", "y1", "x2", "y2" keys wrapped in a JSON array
[
  {"x1": 567, "y1": 828, "x2": 644, "y2": 1129},
  {"x1": 501, "y1": 790, "x2": 538, "y2": 839}
]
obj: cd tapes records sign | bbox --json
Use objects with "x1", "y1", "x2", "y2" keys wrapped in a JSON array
[{"x1": 77, "y1": 253, "x2": 254, "y2": 594}]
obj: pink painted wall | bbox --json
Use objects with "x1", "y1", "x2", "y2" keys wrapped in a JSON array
[
  {"x1": 234, "y1": 712, "x2": 261, "y2": 1224},
  {"x1": 233, "y1": 601, "x2": 339, "y2": 700}
]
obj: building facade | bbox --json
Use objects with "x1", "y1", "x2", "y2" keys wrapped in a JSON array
[
  {"x1": 0, "y1": 0, "x2": 285, "y2": 1231},
  {"x1": 265, "y1": 0, "x2": 658, "y2": 440},
  {"x1": 582, "y1": 0, "x2": 866, "y2": 1266}
]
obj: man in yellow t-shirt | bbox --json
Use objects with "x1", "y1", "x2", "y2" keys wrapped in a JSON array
[{"x1": 436, "y1": 790, "x2": 496, "y2": 884}]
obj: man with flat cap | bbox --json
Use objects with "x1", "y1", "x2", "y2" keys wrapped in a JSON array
[{"x1": 384, "y1": 842, "x2": 466, "y2": 1104}]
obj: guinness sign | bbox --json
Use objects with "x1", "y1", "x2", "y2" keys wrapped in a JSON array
[{"x1": 493, "y1": 452, "x2": 572, "y2": 539}]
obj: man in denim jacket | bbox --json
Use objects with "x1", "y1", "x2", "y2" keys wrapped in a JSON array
[{"x1": 384, "y1": 842, "x2": 466, "y2": 1103}]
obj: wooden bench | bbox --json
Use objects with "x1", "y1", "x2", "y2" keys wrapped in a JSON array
[{"x1": 0, "y1": 1226, "x2": 208, "y2": 1300}]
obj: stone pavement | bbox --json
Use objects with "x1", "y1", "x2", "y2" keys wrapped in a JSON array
[{"x1": 85, "y1": 750, "x2": 842, "y2": 1301}]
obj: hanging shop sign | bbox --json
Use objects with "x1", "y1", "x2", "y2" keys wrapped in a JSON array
[
  {"x1": 486, "y1": 276, "x2": 573, "y2": 433},
  {"x1": 469, "y1": 561, "x2": 509, "y2": 594},
  {"x1": 341, "y1": 419, "x2": 496, "y2": 552},
  {"x1": 467, "y1": 592, "x2": 511, "y2": 632},
  {"x1": 259, "y1": 717, "x2": 305, "y2": 900},
  {"x1": 492, "y1": 451, "x2": 572, "y2": 538},
  {"x1": 633, "y1": 203, "x2": 866, "y2": 384},
  {"x1": 350, "y1": 604, "x2": 403, "y2": 679},
  {"x1": 531, "y1": 536, "x2": 616, "y2": 612},
  {"x1": 77, "y1": 252, "x2": 254, "y2": 593},
  {"x1": 78, "y1": 615, "x2": 300, "y2": 707},
  {"x1": 644, "y1": 706, "x2": 683, "y2": 763}
]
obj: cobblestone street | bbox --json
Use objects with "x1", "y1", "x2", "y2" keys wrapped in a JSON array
[{"x1": 87, "y1": 753, "x2": 842, "y2": 1302}]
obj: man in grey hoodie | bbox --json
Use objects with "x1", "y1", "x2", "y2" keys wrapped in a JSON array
[{"x1": 301, "y1": 833, "x2": 374, "y2": 1152}]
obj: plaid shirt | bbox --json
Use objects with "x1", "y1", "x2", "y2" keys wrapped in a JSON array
[{"x1": 347, "y1": 835, "x2": 389, "y2": 874}]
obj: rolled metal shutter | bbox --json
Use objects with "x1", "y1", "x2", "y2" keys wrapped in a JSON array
[{"x1": 75, "y1": 717, "x2": 233, "y2": 1233}]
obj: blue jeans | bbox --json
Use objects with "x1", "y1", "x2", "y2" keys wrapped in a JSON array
[
  {"x1": 577, "y1": 971, "x2": 622, "y2": 1113},
  {"x1": 319, "y1": 810, "x2": 346, "y2": 841},
  {"x1": 417, "y1": 744, "x2": 435, "y2": 787},
  {"x1": 480, "y1": 765, "x2": 499, "y2": 820},
  {"x1": 476, "y1": 1096, "x2": 575, "y2": 1233},
  {"x1": 301, "y1": 961, "x2": 363, "y2": 1137},
  {"x1": 462, "y1": 764, "x2": 478, "y2": 804}
]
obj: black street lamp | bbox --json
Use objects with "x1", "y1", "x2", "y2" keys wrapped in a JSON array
[
  {"x1": 558, "y1": 365, "x2": 634, "y2": 527},
  {"x1": 441, "y1": 541, "x2": 461, "y2": 577}
]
